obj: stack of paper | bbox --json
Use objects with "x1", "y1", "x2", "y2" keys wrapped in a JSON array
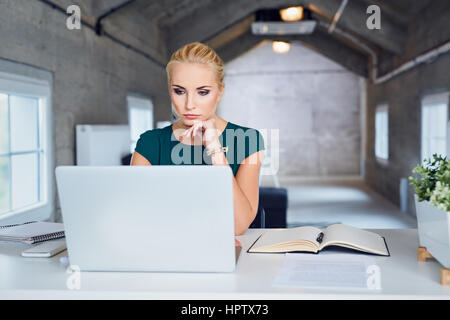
[{"x1": 273, "y1": 253, "x2": 382, "y2": 290}]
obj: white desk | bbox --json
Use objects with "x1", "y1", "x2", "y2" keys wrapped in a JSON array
[{"x1": 1, "y1": 229, "x2": 449, "y2": 299}]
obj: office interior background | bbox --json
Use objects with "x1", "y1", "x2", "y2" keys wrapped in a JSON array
[{"x1": 0, "y1": 0, "x2": 449, "y2": 229}]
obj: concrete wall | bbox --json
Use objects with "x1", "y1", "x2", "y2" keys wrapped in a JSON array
[
  {"x1": 365, "y1": 2, "x2": 450, "y2": 217},
  {"x1": 218, "y1": 40, "x2": 362, "y2": 178},
  {"x1": 366, "y1": 53, "x2": 450, "y2": 218},
  {"x1": 0, "y1": 0, "x2": 172, "y2": 221},
  {"x1": 366, "y1": 0, "x2": 450, "y2": 215}
]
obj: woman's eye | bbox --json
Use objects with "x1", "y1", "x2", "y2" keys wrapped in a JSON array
[{"x1": 173, "y1": 89, "x2": 209, "y2": 96}]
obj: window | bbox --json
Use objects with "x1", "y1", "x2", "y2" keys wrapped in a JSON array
[
  {"x1": 421, "y1": 92, "x2": 449, "y2": 163},
  {"x1": 0, "y1": 70, "x2": 53, "y2": 223},
  {"x1": 127, "y1": 95, "x2": 153, "y2": 153},
  {"x1": 375, "y1": 104, "x2": 389, "y2": 160}
]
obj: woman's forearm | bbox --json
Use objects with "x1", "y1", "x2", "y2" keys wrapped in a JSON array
[
  {"x1": 210, "y1": 151, "x2": 255, "y2": 235},
  {"x1": 231, "y1": 175, "x2": 255, "y2": 235}
]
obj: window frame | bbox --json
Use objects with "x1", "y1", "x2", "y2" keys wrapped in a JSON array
[
  {"x1": 374, "y1": 103, "x2": 389, "y2": 162},
  {"x1": 0, "y1": 70, "x2": 54, "y2": 224},
  {"x1": 420, "y1": 91, "x2": 449, "y2": 164}
]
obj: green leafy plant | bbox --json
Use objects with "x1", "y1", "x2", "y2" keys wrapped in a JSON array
[{"x1": 409, "y1": 153, "x2": 450, "y2": 211}]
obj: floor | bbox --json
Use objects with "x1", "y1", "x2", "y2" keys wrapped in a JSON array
[{"x1": 260, "y1": 175, "x2": 417, "y2": 229}]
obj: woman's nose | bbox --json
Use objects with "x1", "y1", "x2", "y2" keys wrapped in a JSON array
[{"x1": 185, "y1": 93, "x2": 196, "y2": 110}]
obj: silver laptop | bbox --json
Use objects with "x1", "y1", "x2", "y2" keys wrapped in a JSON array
[{"x1": 55, "y1": 165, "x2": 236, "y2": 272}]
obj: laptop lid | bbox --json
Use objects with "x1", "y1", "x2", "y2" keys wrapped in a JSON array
[{"x1": 55, "y1": 165, "x2": 235, "y2": 272}]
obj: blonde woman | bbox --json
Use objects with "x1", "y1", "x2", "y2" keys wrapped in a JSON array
[{"x1": 131, "y1": 42, "x2": 265, "y2": 236}]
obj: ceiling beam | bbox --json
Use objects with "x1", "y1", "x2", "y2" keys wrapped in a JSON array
[
  {"x1": 91, "y1": 0, "x2": 135, "y2": 18},
  {"x1": 214, "y1": 27, "x2": 369, "y2": 77},
  {"x1": 214, "y1": 29, "x2": 263, "y2": 64},
  {"x1": 163, "y1": 0, "x2": 300, "y2": 54},
  {"x1": 95, "y1": 0, "x2": 137, "y2": 35},
  {"x1": 302, "y1": 0, "x2": 406, "y2": 54},
  {"x1": 205, "y1": 15, "x2": 255, "y2": 50},
  {"x1": 164, "y1": 0, "x2": 406, "y2": 57},
  {"x1": 362, "y1": 0, "x2": 433, "y2": 24},
  {"x1": 278, "y1": 30, "x2": 369, "y2": 77}
]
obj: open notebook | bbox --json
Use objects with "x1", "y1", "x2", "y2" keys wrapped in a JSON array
[
  {"x1": 0, "y1": 221, "x2": 65, "y2": 244},
  {"x1": 248, "y1": 224, "x2": 389, "y2": 256}
]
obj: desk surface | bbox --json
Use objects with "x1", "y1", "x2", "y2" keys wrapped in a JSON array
[{"x1": 1, "y1": 228, "x2": 449, "y2": 299}]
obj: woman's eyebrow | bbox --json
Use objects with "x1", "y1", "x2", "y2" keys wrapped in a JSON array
[{"x1": 172, "y1": 85, "x2": 212, "y2": 89}]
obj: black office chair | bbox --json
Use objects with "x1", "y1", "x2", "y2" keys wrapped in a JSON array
[
  {"x1": 250, "y1": 187, "x2": 288, "y2": 228},
  {"x1": 251, "y1": 206, "x2": 267, "y2": 228},
  {"x1": 121, "y1": 153, "x2": 133, "y2": 165}
]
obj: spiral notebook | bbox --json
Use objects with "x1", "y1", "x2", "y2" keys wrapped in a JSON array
[{"x1": 0, "y1": 221, "x2": 65, "y2": 244}]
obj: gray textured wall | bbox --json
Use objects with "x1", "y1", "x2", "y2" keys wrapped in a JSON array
[
  {"x1": 366, "y1": 53, "x2": 450, "y2": 218},
  {"x1": 0, "y1": 0, "x2": 171, "y2": 221},
  {"x1": 365, "y1": 2, "x2": 450, "y2": 218},
  {"x1": 219, "y1": 40, "x2": 362, "y2": 177}
]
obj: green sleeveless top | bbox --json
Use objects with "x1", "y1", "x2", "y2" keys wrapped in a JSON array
[{"x1": 134, "y1": 121, "x2": 265, "y2": 176}]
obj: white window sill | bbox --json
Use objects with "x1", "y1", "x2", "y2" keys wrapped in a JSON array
[
  {"x1": 0, "y1": 201, "x2": 53, "y2": 225},
  {"x1": 375, "y1": 156, "x2": 389, "y2": 167}
]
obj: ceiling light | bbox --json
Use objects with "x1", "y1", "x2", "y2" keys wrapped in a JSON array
[
  {"x1": 279, "y1": 6, "x2": 303, "y2": 22},
  {"x1": 252, "y1": 21, "x2": 316, "y2": 35},
  {"x1": 252, "y1": 7, "x2": 316, "y2": 36},
  {"x1": 272, "y1": 41, "x2": 290, "y2": 54}
]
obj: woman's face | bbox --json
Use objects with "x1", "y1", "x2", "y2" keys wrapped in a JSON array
[{"x1": 170, "y1": 62, "x2": 224, "y2": 126}]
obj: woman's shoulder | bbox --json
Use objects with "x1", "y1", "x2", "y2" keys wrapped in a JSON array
[
  {"x1": 138, "y1": 125, "x2": 170, "y2": 140},
  {"x1": 135, "y1": 126, "x2": 172, "y2": 165},
  {"x1": 226, "y1": 121, "x2": 252, "y2": 131},
  {"x1": 135, "y1": 127, "x2": 167, "y2": 152},
  {"x1": 226, "y1": 122, "x2": 264, "y2": 139}
]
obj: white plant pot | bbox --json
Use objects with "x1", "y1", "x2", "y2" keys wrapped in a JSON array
[{"x1": 414, "y1": 194, "x2": 450, "y2": 268}]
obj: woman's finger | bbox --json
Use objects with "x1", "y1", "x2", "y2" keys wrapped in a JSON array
[
  {"x1": 197, "y1": 121, "x2": 205, "y2": 136},
  {"x1": 181, "y1": 121, "x2": 203, "y2": 139},
  {"x1": 181, "y1": 126, "x2": 193, "y2": 137},
  {"x1": 180, "y1": 130, "x2": 188, "y2": 138},
  {"x1": 192, "y1": 122, "x2": 199, "y2": 137},
  {"x1": 193, "y1": 121, "x2": 203, "y2": 137}
]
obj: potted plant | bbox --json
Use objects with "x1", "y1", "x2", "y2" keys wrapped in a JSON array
[{"x1": 409, "y1": 154, "x2": 450, "y2": 268}]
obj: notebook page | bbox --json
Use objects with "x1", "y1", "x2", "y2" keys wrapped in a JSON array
[
  {"x1": 321, "y1": 224, "x2": 388, "y2": 255},
  {"x1": 251, "y1": 226, "x2": 321, "y2": 249},
  {"x1": 0, "y1": 222, "x2": 64, "y2": 238}
]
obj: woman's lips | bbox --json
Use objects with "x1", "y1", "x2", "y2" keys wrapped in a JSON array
[{"x1": 184, "y1": 114, "x2": 200, "y2": 119}]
